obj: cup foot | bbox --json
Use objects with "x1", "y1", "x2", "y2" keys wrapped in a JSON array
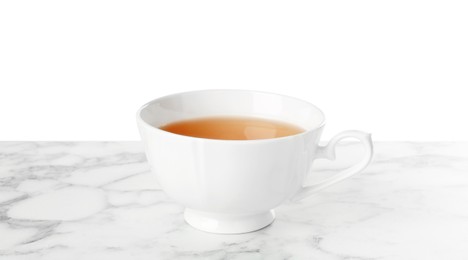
[{"x1": 184, "y1": 208, "x2": 275, "y2": 234}]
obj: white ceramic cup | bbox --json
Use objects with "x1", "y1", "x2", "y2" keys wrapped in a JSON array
[{"x1": 137, "y1": 90, "x2": 373, "y2": 234}]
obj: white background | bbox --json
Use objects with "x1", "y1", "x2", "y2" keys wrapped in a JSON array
[{"x1": 1, "y1": 0, "x2": 467, "y2": 141}]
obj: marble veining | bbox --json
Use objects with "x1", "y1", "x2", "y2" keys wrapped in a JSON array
[{"x1": 1, "y1": 142, "x2": 468, "y2": 259}]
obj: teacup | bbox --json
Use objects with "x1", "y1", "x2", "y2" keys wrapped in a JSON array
[{"x1": 137, "y1": 90, "x2": 373, "y2": 234}]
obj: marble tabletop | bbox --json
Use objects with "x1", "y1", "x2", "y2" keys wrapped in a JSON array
[{"x1": 1, "y1": 142, "x2": 467, "y2": 260}]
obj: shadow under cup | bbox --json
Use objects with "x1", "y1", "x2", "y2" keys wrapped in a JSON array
[{"x1": 136, "y1": 90, "x2": 327, "y2": 234}]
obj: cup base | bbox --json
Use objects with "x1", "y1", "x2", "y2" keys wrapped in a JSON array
[{"x1": 184, "y1": 208, "x2": 275, "y2": 234}]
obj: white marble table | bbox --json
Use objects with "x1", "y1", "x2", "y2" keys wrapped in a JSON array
[{"x1": 1, "y1": 142, "x2": 467, "y2": 259}]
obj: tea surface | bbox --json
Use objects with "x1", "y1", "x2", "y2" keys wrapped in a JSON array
[{"x1": 160, "y1": 116, "x2": 304, "y2": 140}]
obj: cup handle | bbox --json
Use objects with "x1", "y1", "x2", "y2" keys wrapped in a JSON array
[{"x1": 291, "y1": 130, "x2": 373, "y2": 201}]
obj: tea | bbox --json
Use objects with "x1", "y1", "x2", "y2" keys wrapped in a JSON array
[{"x1": 159, "y1": 116, "x2": 304, "y2": 140}]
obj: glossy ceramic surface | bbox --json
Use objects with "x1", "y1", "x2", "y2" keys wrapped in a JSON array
[{"x1": 137, "y1": 90, "x2": 373, "y2": 233}]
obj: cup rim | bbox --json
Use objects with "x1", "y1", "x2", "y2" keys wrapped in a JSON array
[{"x1": 136, "y1": 89, "x2": 326, "y2": 142}]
